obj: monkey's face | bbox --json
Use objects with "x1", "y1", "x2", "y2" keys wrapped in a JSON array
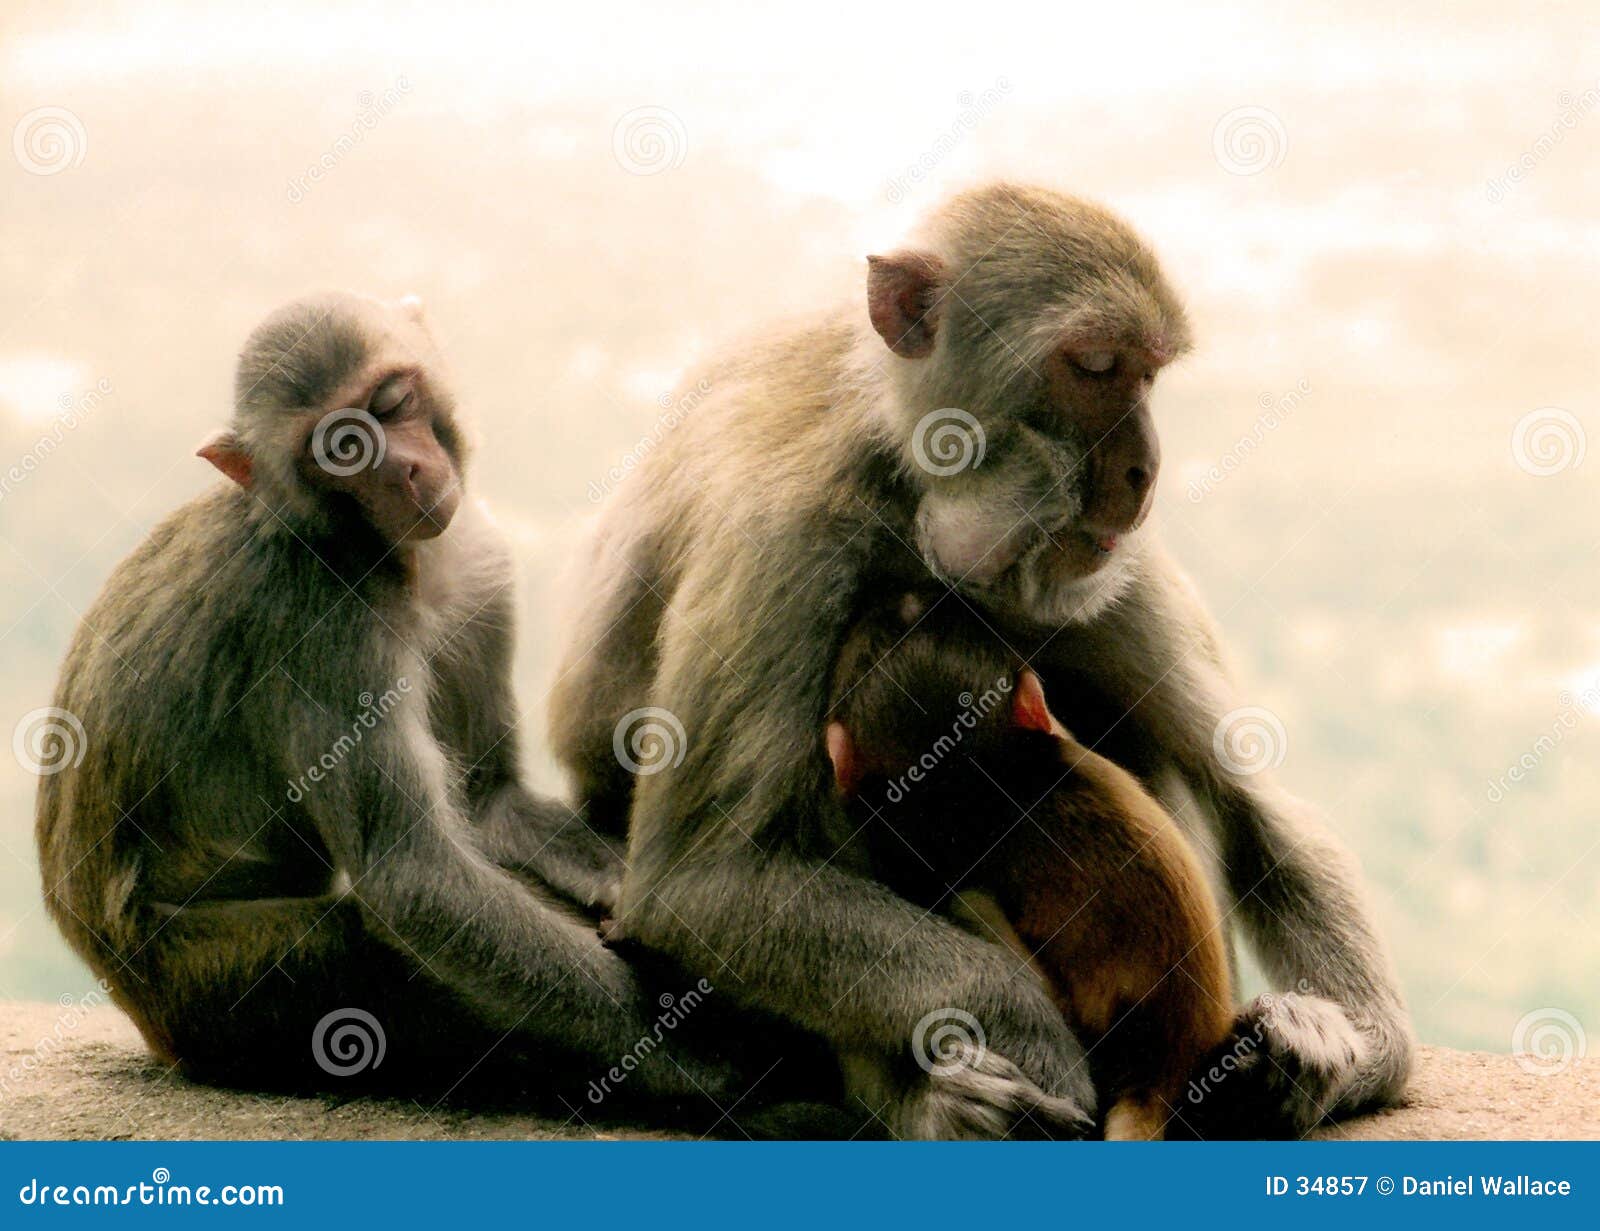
[
  {"x1": 906, "y1": 351, "x2": 1167, "y2": 626},
  {"x1": 210, "y1": 293, "x2": 468, "y2": 548},
  {"x1": 295, "y1": 364, "x2": 464, "y2": 545},
  {"x1": 866, "y1": 188, "x2": 1189, "y2": 625}
]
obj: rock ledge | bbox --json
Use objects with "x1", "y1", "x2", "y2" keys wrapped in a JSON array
[{"x1": 1, "y1": 1003, "x2": 1593, "y2": 1140}]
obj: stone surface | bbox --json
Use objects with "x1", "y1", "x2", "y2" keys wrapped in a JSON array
[{"x1": 1, "y1": 1002, "x2": 1594, "y2": 1141}]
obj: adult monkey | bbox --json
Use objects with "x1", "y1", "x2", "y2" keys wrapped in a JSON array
[
  {"x1": 552, "y1": 184, "x2": 1413, "y2": 1138},
  {"x1": 34, "y1": 292, "x2": 778, "y2": 1111}
]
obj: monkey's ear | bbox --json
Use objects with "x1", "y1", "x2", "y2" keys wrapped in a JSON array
[
  {"x1": 196, "y1": 429, "x2": 254, "y2": 489},
  {"x1": 825, "y1": 721, "x2": 862, "y2": 797},
  {"x1": 866, "y1": 250, "x2": 945, "y2": 358},
  {"x1": 1011, "y1": 669, "x2": 1065, "y2": 736}
]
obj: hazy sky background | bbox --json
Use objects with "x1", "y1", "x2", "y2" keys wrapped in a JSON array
[{"x1": 1, "y1": 0, "x2": 1596, "y2": 1054}]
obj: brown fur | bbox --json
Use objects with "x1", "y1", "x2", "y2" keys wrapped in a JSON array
[
  {"x1": 828, "y1": 585, "x2": 1232, "y2": 1139},
  {"x1": 551, "y1": 182, "x2": 1413, "y2": 1138}
]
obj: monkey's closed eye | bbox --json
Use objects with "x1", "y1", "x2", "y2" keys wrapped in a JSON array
[
  {"x1": 369, "y1": 375, "x2": 414, "y2": 418},
  {"x1": 1069, "y1": 351, "x2": 1117, "y2": 378}
]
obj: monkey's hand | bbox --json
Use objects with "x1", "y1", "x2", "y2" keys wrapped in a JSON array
[
  {"x1": 1187, "y1": 991, "x2": 1412, "y2": 1138},
  {"x1": 887, "y1": 1043, "x2": 1097, "y2": 1141},
  {"x1": 476, "y1": 785, "x2": 625, "y2": 917}
]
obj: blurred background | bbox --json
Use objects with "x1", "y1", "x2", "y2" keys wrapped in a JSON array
[{"x1": 1, "y1": 0, "x2": 1595, "y2": 1054}]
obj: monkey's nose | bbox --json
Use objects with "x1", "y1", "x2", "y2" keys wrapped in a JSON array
[{"x1": 1127, "y1": 465, "x2": 1152, "y2": 497}]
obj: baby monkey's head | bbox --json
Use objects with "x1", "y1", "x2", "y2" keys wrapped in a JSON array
[{"x1": 825, "y1": 585, "x2": 1068, "y2": 803}]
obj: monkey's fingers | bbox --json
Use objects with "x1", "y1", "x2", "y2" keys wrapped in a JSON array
[{"x1": 1181, "y1": 991, "x2": 1368, "y2": 1139}]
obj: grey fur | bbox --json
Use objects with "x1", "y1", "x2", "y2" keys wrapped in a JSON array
[
  {"x1": 34, "y1": 293, "x2": 766, "y2": 1112},
  {"x1": 551, "y1": 183, "x2": 1412, "y2": 1138}
]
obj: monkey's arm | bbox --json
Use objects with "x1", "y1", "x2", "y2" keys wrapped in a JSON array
[
  {"x1": 444, "y1": 582, "x2": 626, "y2": 915},
  {"x1": 286, "y1": 703, "x2": 730, "y2": 1101},
  {"x1": 473, "y1": 785, "x2": 625, "y2": 917},
  {"x1": 614, "y1": 563, "x2": 1097, "y2": 1138},
  {"x1": 1052, "y1": 547, "x2": 1413, "y2": 1134},
  {"x1": 624, "y1": 837, "x2": 1096, "y2": 1139}
]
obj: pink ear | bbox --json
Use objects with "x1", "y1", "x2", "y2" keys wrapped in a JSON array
[
  {"x1": 825, "y1": 721, "x2": 861, "y2": 797},
  {"x1": 1011, "y1": 669, "x2": 1059, "y2": 735},
  {"x1": 866, "y1": 250, "x2": 945, "y2": 358},
  {"x1": 196, "y1": 429, "x2": 254, "y2": 488}
]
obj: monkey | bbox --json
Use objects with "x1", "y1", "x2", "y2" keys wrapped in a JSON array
[
  {"x1": 823, "y1": 585, "x2": 1234, "y2": 1140},
  {"x1": 550, "y1": 181, "x2": 1413, "y2": 1139},
  {"x1": 33, "y1": 291, "x2": 792, "y2": 1114}
]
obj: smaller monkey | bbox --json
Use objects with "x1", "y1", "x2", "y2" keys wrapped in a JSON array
[
  {"x1": 826, "y1": 586, "x2": 1233, "y2": 1140},
  {"x1": 34, "y1": 291, "x2": 779, "y2": 1112}
]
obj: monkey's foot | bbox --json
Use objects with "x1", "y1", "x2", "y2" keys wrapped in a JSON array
[
  {"x1": 1184, "y1": 991, "x2": 1389, "y2": 1138},
  {"x1": 889, "y1": 1043, "x2": 1096, "y2": 1141}
]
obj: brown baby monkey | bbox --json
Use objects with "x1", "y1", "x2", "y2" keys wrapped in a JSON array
[{"x1": 826, "y1": 585, "x2": 1234, "y2": 1140}]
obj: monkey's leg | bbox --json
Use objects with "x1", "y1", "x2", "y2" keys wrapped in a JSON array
[
  {"x1": 115, "y1": 895, "x2": 511, "y2": 1094},
  {"x1": 1051, "y1": 550, "x2": 1413, "y2": 1134},
  {"x1": 1195, "y1": 781, "x2": 1413, "y2": 1135},
  {"x1": 622, "y1": 847, "x2": 1097, "y2": 1140}
]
